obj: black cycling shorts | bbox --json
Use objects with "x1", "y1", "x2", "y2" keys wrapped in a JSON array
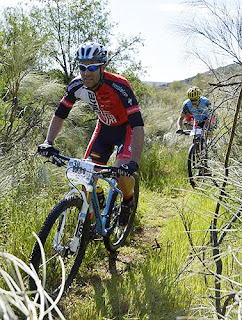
[{"x1": 84, "y1": 121, "x2": 132, "y2": 164}]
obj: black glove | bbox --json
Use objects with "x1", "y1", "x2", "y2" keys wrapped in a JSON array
[
  {"x1": 38, "y1": 142, "x2": 59, "y2": 158},
  {"x1": 176, "y1": 129, "x2": 183, "y2": 134},
  {"x1": 117, "y1": 161, "x2": 139, "y2": 177}
]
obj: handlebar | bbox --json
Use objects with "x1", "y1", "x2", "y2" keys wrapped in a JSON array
[
  {"x1": 176, "y1": 127, "x2": 204, "y2": 137},
  {"x1": 48, "y1": 152, "x2": 120, "y2": 178},
  {"x1": 52, "y1": 153, "x2": 70, "y2": 167},
  {"x1": 176, "y1": 129, "x2": 191, "y2": 136}
]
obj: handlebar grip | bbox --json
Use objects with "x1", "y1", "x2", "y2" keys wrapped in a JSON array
[
  {"x1": 96, "y1": 166, "x2": 119, "y2": 178},
  {"x1": 176, "y1": 129, "x2": 184, "y2": 134}
]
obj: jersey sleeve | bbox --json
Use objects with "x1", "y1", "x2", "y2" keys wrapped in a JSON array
[
  {"x1": 128, "y1": 111, "x2": 144, "y2": 128},
  {"x1": 126, "y1": 94, "x2": 144, "y2": 128},
  {"x1": 55, "y1": 78, "x2": 82, "y2": 119},
  {"x1": 112, "y1": 80, "x2": 144, "y2": 128}
]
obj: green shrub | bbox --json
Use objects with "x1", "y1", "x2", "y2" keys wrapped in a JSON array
[{"x1": 139, "y1": 143, "x2": 189, "y2": 195}]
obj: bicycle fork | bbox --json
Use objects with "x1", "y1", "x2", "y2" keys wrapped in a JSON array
[{"x1": 53, "y1": 190, "x2": 89, "y2": 255}]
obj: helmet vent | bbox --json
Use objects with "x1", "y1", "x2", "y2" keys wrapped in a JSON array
[
  {"x1": 93, "y1": 48, "x2": 99, "y2": 57},
  {"x1": 86, "y1": 48, "x2": 91, "y2": 57}
]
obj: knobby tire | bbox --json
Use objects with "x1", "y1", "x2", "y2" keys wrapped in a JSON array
[
  {"x1": 188, "y1": 144, "x2": 197, "y2": 188},
  {"x1": 188, "y1": 141, "x2": 218, "y2": 189},
  {"x1": 104, "y1": 174, "x2": 139, "y2": 252},
  {"x1": 29, "y1": 196, "x2": 91, "y2": 294}
]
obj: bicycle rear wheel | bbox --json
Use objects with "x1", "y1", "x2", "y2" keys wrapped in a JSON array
[
  {"x1": 29, "y1": 196, "x2": 91, "y2": 295},
  {"x1": 104, "y1": 174, "x2": 139, "y2": 252}
]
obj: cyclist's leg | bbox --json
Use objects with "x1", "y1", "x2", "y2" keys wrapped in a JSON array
[
  {"x1": 85, "y1": 121, "x2": 135, "y2": 199},
  {"x1": 115, "y1": 158, "x2": 135, "y2": 198},
  {"x1": 114, "y1": 125, "x2": 135, "y2": 225},
  {"x1": 184, "y1": 113, "x2": 194, "y2": 130},
  {"x1": 114, "y1": 124, "x2": 135, "y2": 198},
  {"x1": 83, "y1": 122, "x2": 114, "y2": 217},
  {"x1": 84, "y1": 121, "x2": 113, "y2": 165}
]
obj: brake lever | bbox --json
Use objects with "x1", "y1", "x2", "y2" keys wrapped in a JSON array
[{"x1": 52, "y1": 156, "x2": 66, "y2": 167}]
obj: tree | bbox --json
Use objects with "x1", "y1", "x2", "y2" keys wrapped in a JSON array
[
  {"x1": 0, "y1": 7, "x2": 46, "y2": 154},
  {"x1": 30, "y1": 0, "x2": 113, "y2": 83},
  {"x1": 178, "y1": 0, "x2": 242, "y2": 71}
]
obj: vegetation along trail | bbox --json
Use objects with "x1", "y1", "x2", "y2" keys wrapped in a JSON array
[{"x1": 0, "y1": 0, "x2": 242, "y2": 318}]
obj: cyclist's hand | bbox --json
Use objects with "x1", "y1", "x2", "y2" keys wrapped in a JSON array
[
  {"x1": 38, "y1": 142, "x2": 59, "y2": 158},
  {"x1": 176, "y1": 129, "x2": 183, "y2": 135},
  {"x1": 117, "y1": 161, "x2": 139, "y2": 177}
]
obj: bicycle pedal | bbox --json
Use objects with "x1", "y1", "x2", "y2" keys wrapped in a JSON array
[
  {"x1": 93, "y1": 234, "x2": 103, "y2": 241},
  {"x1": 91, "y1": 232, "x2": 103, "y2": 241}
]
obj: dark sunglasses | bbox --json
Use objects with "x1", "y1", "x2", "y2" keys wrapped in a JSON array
[{"x1": 79, "y1": 63, "x2": 103, "y2": 72}]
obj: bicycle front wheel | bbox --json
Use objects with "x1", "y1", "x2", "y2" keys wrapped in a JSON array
[
  {"x1": 29, "y1": 196, "x2": 91, "y2": 295},
  {"x1": 104, "y1": 174, "x2": 139, "y2": 252},
  {"x1": 188, "y1": 142, "x2": 211, "y2": 189}
]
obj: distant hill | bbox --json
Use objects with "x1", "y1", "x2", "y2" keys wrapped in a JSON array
[
  {"x1": 143, "y1": 81, "x2": 170, "y2": 87},
  {"x1": 143, "y1": 75, "x2": 197, "y2": 88},
  {"x1": 143, "y1": 63, "x2": 241, "y2": 88}
]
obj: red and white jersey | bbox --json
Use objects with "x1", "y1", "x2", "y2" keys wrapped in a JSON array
[{"x1": 55, "y1": 71, "x2": 144, "y2": 128}]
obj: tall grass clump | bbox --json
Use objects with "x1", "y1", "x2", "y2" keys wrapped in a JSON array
[
  {"x1": 0, "y1": 150, "x2": 69, "y2": 262},
  {"x1": 139, "y1": 142, "x2": 189, "y2": 194},
  {"x1": 0, "y1": 234, "x2": 65, "y2": 320}
]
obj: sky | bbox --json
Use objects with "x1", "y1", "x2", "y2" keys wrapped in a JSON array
[
  {"x1": 0, "y1": 0, "x2": 235, "y2": 83},
  {"x1": 108, "y1": 0, "x2": 211, "y2": 82}
]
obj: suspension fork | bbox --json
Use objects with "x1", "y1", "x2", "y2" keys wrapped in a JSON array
[
  {"x1": 54, "y1": 189, "x2": 90, "y2": 254},
  {"x1": 70, "y1": 191, "x2": 90, "y2": 253}
]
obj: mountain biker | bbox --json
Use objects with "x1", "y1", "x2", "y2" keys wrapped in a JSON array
[
  {"x1": 176, "y1": 86, "x2": 215, "y2": 133},
  {"x1": 38, "y1": 42, "x2": 144, "y2": 226}
]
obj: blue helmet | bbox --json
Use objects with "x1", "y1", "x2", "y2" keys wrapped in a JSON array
[{"x1": 76, "y1": 42, "x2": 108, "y2": 63}]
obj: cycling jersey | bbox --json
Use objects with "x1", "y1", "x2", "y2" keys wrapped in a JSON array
[
  {"x1": 55, "y1": 71, "x2": 144, "y2": 164},
  {"x1": 182, "y1": 96, "x2": 211, "y2": 122},
  {"x1": 55, "y1": 71, "x2": 144, "y2": 128}
]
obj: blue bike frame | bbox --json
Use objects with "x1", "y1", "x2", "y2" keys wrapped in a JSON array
[{"x1": 91, "y1": 176, "x2": 123, "y2": 236}]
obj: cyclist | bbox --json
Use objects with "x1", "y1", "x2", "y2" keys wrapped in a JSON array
[
  {"x1": 38, "y1": 42, "x2": 144, "y2": 226},
  {"x1": 176, "y1": 86, "x2": 215, "y2": 133}
]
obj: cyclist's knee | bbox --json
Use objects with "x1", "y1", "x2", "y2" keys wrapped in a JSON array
[{"x1": 118, "y1": 175, "x2": 135, "y2": 197}]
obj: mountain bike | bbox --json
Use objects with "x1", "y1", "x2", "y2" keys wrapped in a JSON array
[
  {"x1": 178, "y1": 126, "x2": 217, "y2": 188},
  {"x1": 29, "y1": 152, "x2": 139, "y2": 295}
]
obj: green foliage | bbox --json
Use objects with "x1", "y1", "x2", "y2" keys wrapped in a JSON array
[
  {"x1": 0, "y1": 8, "x2": 48, "y2": 153},
  {"x1": 122, "y1": 65, "x2": 153, "y2": 105},
  {"x1": 139, "y1": 143, "x2": 189, "y2": 195},
  {"x1": 0, "y1": 7, "x2": 44, "y2": 97},
  {"x1": 0, "y1": 73, "x2": 65, "y2": 153},
  {"x1": 0, "y1": 2, "x2": 242, "y2": 317},
  {"x1": 29, "y1": 0, "x2": 113, "y2": 82}
]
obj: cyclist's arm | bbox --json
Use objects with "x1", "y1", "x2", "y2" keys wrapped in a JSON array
[
  {"x1": 45, "y1": 115, "x2": 65, "y2": 144},
  {"x1": 130, "y1": 125, "x2": 144, "y2": 164},
  {"x1": 177, "y1": 112, "x2": 185, "y2": 130}
]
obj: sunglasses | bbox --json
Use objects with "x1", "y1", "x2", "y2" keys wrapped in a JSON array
[{"x1": 79, "y1": 63, "x2": 103, "y2": 72}]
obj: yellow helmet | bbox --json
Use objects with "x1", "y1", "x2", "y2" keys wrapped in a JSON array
[{"x1": 187, "y1": 86, "x2": 201, "y2": 100}]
